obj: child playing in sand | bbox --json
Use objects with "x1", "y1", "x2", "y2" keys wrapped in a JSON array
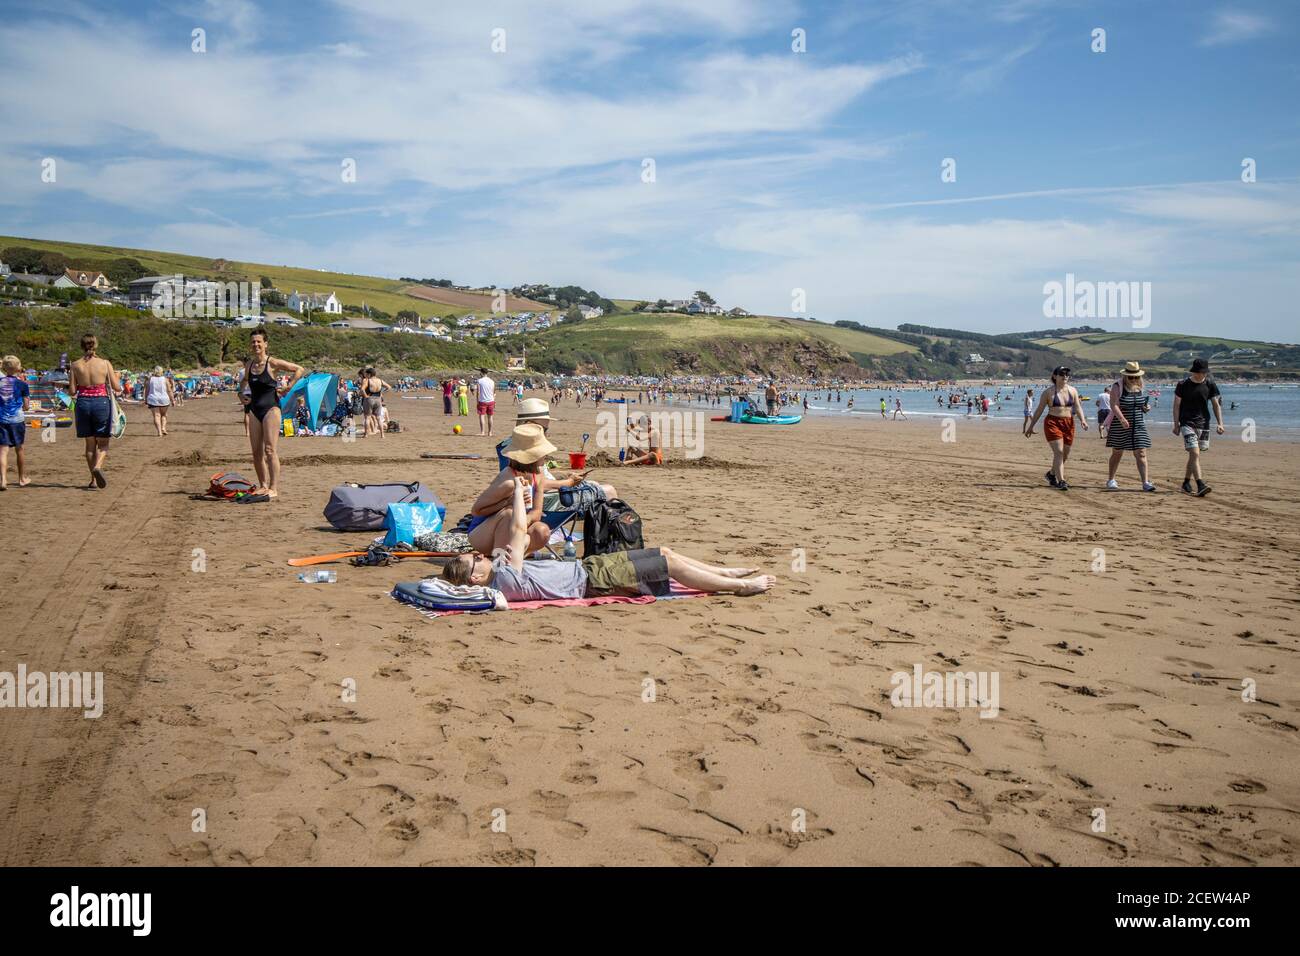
[{"x1": 622, "y1": 414, "x2": 662, "y2": 466}]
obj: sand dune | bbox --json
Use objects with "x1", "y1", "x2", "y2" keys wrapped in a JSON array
[{"x1": 1, "y1": 394, "x2": 1296, "y2": 866}]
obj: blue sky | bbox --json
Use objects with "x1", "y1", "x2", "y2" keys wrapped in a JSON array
[{"x1": 1, "y1": 0, "x2": 1297, "y2": 340}]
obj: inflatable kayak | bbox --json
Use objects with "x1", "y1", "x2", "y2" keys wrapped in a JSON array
[{"x1": 739, "y1": 412, "x2": 802, "y2": 425}]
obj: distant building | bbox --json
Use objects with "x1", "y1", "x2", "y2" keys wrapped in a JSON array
[
  {"x1": 577, "y1": 304, "x2": 604, "y2": 319},
  {"x1": 286, "y1": 290, "x2": 341, "y2": 314},
  {"x1": 0, "y1": 261, "x2": 10, "y2": 278},
  {"x1": 967, "y1": 353, "x2": 986, "y2": 364},
  {"x1": 8, "y1": 273, "x2": 54, "y2": 286},
  {"x1": 58, "y1": 267, "x2": 113, "y2": 291}
]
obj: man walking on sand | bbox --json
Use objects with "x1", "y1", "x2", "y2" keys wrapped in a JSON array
[
  {"x1": 1172, "y1": 357, "x2": 1224, "y2": 497},
  {"x1": 476, "y1": 368, "x2": 496, "y2": 437}
]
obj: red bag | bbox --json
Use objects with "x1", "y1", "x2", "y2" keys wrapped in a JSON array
[{"x1": 206, "y1": 471, "x2": 257, "y2": 499}]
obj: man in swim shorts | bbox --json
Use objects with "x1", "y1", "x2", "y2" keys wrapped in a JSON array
[
  {"x1": 1172, "y1": 357, "x2": 1223, "y2": 497},
  {"x1": 475, "y1": 367, "x2": 496, "y2": 437}
]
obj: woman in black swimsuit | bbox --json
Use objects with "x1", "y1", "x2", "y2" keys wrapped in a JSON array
[{"x1": 242, "y1": 328, "x2": 304, "y2": 499}]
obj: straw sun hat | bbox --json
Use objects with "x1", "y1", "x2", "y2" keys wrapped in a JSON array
[
  {"x1": 1120, "y1": 361, "x2": 1146, "y2": 379},
  {"x1": 504, "y1": 423, "x2": 556, "y2": 465},
  {"x1": 516, "y1": 397, "x2": 551, "y2": 422}
]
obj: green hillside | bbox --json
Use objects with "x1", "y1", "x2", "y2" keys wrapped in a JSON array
[
  {"x1": 520, "y1": 311, "x2": 929, "y2": 377},
  {"x1": 0, "y1": 235, "x2": 464, "y2": 321},
  {"x1": 4, "y1": 235, "x2": 1294, "y2": 379},
  {"x1": 0, "y1": 301, "x2": 499, "y2": 373},
  {"x1": 1032, "y1": 331, "x2": 1294, "y2": 374}
]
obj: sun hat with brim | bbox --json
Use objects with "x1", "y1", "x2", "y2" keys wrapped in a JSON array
[
  {"x1": 504, "y1": 423, "x2": 557, "y2": 465},
  {"x1": 1120, "y1": 361, "x2": 1146, "y2": 379},
  {"x1": 517, "y1": 398, "x2": 551, "y2": 422}
]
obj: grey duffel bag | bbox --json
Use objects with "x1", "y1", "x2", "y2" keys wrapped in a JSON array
[{"x1": 323, "y1": 481, "x2": 443, "y2": 531}]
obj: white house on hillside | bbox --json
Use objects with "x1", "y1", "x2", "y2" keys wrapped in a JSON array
[{"x1": 287, "y1": 290, "x2": 342, "y2": 314}]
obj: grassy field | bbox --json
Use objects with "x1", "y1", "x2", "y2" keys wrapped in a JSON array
[
  {"x1": 774, "y1": 317, "x2": 917, "y2": 357},
  {"x1": 1035, "y1": 331, "x2": 1277, "y2": 363},
  {"x1": 0, "y1": 235, "x2": 465, "y2": 321}
]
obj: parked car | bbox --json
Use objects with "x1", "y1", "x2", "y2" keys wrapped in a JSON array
[{"x1": 328, "y1": 321, "x2": 350, "y2": 329}]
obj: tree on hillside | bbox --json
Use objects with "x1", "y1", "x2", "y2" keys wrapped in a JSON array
[
  {"x1": 631, "y1": 301, "x2": 650, "y2": 312},
  {"x1": 565, "y1": 305, "x2": 583, "y2": 323},
  {"x1": 98, "y1": 257, "x2": 149, "y2": 288},
  {"x1": 260, "y1": 276, "x2": 274, "y2": 289},
  {"x1": 694, "y1": 290, "x2": 716, "y2": 306},
  {"x1": 396, "y1": 309, "x2": 420, "y2": 325},
  {"x1": 2, "y1": 246, "x2": 71, "y2": 275}
]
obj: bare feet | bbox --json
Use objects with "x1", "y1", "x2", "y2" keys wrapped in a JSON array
[
  {"x1": 18, "y1": 478, "x2": 30, "y2": 487},
  {"x1": 734, "y1": 574, "x2": 777, "y2": 595},
  {"x1": 92, "y1": 467, "x2": 106, "y2": 488}
]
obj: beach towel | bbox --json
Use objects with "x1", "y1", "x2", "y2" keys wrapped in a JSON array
[
  {"x1": 417, "y1": 578, "x2": 507, "y2": 609},
  {"x1": 391, "y1": 579, "x2": 704, "y2": 618}
]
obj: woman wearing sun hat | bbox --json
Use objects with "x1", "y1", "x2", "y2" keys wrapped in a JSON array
[
  {"x1": 467, "y1": 422, "x2": 565, "y2": 556},
  {"x1": 497, "y1": 397, "x2": 618, "y2": 502},
  {"x1": 1105, "y1": 361, "x2": 1156, "y2": 491}
]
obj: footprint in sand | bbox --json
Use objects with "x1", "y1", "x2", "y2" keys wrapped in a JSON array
[{"x1": 637, "y1": 826, "x2": 718, "y2": 866}]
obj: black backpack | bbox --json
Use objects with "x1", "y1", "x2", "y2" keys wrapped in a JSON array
[{"x1": 582, "y1": 498, "x2": 644, "y2": 555}]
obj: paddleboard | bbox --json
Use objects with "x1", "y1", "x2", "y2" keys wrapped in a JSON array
[{"x1": 288, "y1": 550, "x2": 460, "y2": 567}]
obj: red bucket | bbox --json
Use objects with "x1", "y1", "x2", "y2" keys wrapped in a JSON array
[{"x1": 569, "y1": 452, "x2": 588, "y2": 469}]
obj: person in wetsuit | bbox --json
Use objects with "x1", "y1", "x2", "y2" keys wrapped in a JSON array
[{"x1": 241, "y1": 328, "x2": 304, "y2": 499}]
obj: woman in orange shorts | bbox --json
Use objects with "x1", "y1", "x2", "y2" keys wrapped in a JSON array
[{"x1": 1024, "y1": 366, "x2": 1088, "y2": 491}]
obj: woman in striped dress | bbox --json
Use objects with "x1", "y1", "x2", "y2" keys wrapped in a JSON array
[{"x1": 1105, "y1": 361, "x2": 1156, "y2": 491}]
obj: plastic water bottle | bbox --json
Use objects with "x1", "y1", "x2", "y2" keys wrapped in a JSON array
[
  {"x1": 563, "y1": 539, "x2": 577, "y2": 561},
  {"x1": 298, "y1": 569, "x2": 337, "y2": 583}
]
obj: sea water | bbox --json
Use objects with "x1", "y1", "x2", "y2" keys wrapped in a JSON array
[{"x1": 673, "y1": 383, "x2": 1300, "y2": 441}]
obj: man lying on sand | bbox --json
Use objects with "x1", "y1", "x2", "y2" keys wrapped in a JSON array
[{"x1": 444, "y1": 475, "x2": 776, "y2": 600}]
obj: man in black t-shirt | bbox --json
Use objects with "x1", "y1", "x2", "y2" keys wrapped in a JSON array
[{"x1": 1172, "y1": 358, "x2": 1224, "y2": 497}]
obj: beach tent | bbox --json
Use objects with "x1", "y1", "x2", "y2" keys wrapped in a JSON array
[{"x1": 279, "y1": 371, "x2": 339, "y2": 430}]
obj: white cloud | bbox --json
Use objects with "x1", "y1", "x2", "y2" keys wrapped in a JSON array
[{"x1": 1199, "y1": 9, "x2": 1273, "y2": 47}]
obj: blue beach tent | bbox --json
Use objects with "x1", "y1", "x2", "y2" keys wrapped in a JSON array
[{"x1": 279, "y1": 372, "x2": 339, "y2": 429}]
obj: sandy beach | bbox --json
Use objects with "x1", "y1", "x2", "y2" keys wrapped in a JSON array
[{"x1": 1, "y1": 392, "x2": 1297, "y2": 867}]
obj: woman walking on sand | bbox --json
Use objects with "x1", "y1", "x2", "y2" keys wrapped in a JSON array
[
  {"x1": 457, "y1": 378, "x2": 470, "y2": 417},
  {"x1": 70, "y1": 334, "x2": 124, "y2": 489},
  {"x1": 241, "y1": 328, "x2": 304, "y2": 500},
  {"x1": 359, "y1": 367, "x2": 390, "y2": 438},
  {"x1": 1105, "y1": 361, "x2": 1156, "y2": 491},
  {"x1": 1024, "y1": 366, "x2": 1087, "y2": 491},
  {"x1": 145, "y1": 365, "x2": 174, "y2": 437}
]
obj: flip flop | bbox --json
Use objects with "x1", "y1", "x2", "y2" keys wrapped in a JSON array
[
  {"x1": 92, "y1": 467, "x2": 107, "y2": 488},
  {"x1": 236, "y1": 493, "x2": 271, "y2": 504}
]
